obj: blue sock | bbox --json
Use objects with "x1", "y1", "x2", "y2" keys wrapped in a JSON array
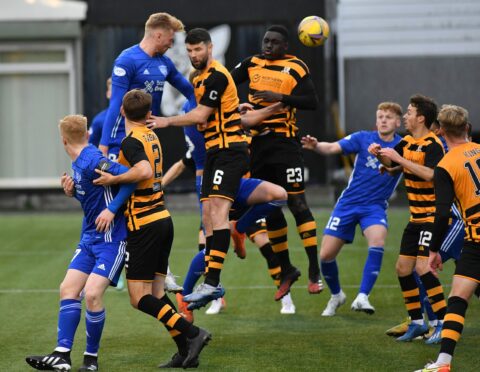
[
  {"x1": 321, "y1": 259, "x2": 341, "y2": 295},
  {"x1": 414, "y1": 270, "x2": 436, "y2": 321},
  {"x1": 359, "y1": 247, "x2": 384, "y2": 295},
  {"x1": 182, "y1": 250, "x2": 205, "y2": 295},
  {"x1": 85, "y1": 309, "x2": 106, "y2": 355},
  {"x1": 57, "y1": 299, "x2": 82, "y2": 350},
  {"x1": 236, "y1": 202, "x2": 284, "y2": 233}
]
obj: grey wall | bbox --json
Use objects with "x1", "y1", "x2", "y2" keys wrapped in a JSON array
[{"x1": 344, "y1": 56, "x2": 480, "y2": 133}]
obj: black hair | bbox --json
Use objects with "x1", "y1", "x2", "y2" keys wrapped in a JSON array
[
  {"x1": 185, "y1": 28, "x2": 211, "y2": 44},
  {"x1": 409, "y1": 94, "x2": 438, "y2": 128},
  {"x1": 266, "y1": 25, "x2": 289, "y2": 42}
]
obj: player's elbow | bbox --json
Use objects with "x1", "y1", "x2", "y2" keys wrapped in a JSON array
[
  {"x1": 134, "y1": 162, "x2": 153, "y2": 181},
  {"x1": 141, "y1": 167, "x2": 153, "y2": 180}
]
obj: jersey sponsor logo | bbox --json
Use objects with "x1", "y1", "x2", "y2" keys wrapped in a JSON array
[
  {"x1": 143, "y1": 68, "x2": 150, "y2": 75},
  {"x1": 144, "y1": 80, "x2": 154, "y2": 93},
  {"x1": 144, "y1": 80, "x2": 165, "y2": 93},
  {"x1": 154, "y1": 80, "x2": 165, "y2": 92},
  {"x1": 252, "y1": 74, "x2": 261, "y2": 83},
  {"x1": 113, "y1": 66, "x2": 126, "y2": 76},
  {"x1": 97, "y1": 263, "x2": 106, "y2": 271},
  {"x1": 158, "y1": 65, "x2": 168, "y2": 76}
]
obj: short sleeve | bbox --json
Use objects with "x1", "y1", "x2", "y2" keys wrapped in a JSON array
[
  {"x1": 121, "y1": 136, "x2": 148, "y2": 166},
  {"x1": 199, "y1": 70, "x2": 229, "y2": 108},
  {"x1": 338, "y1": 132, "x2": 363, "y2": 155},
  {"x1": 425, "y1": 142, "x2": 445, "y2": 168}
]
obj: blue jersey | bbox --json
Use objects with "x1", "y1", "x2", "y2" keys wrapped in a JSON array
[
  {"x1": 181, "y1": 100, "x2": 206, "y2": 171},
  {"x1": 337, "y1": 131, "x2": 402, "y2": 207},
  {"x1": 100, "y1": 44, "x2": 196, "y2": 155},
  {"x1": 88, "y1": 108, "x2": 107, "y2": 147},
  {"x1": 72, "y1": 146, "x2": 128, "y2": 243}
]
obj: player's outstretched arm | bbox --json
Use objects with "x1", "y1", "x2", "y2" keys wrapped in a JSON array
[
  {"x1": 99, "y1": 84, "x2": 129, "y2": 156},
  {"x1": 241, "y1": 102, "x2": 284, "y2": 128},
  {"x1": 162, "y1": 159, "x2": 186, "y2": 187},
  {"x1": 94, "y1": 160, "x2": 152, "y2": 186},
  {"x1": 147, "y1": 104, "x2": 214, "y2": 129},
  {"x1": 301, "y1": 135, "x2": 341, "y2": 155}
]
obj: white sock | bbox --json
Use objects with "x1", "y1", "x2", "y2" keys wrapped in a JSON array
[
  {"x1": 436, "y1": 353, "x2": 452, "y2": 365},
  {"x1": 54, "y1": 347, "x2": 70, "y2": 353}
]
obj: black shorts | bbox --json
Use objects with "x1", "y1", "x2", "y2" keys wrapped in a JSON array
[
  {"x1": 454, "y1": 242, "x2": 480, "y2": 283},
  {"x1": 125, "y1": 218, "x2": 173, "y2": 281},
  {"x1": 250, "y1": 133, "x2": 305, "y2": 194},
  {"x1": 399, "y1": 222, "x2": 434, "y2": 258},
  {"x1": 201, "y1": 148, "x2": 249, "y2": 202}
]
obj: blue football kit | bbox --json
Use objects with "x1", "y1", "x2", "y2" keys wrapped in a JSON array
[
  {"x1": 324, "y1": 131, "x2": 403, "y2": 242},
  {"x1": 181, "y1": 99, "x2": 206, "y2": 200},
  {"x1": 69, "y1": 145, "x2": 134, "y2": 286},
  {"x1": 100, "y1": 44, "x2": 196, "y2": 159},
  {"x1": 88, "y1": 108, "x2": 107, "y2": 148}
]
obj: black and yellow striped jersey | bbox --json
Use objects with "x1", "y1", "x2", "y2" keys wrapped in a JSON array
[
  {"x1": 231, "y1": 54, "x2": 312, "y2": 137},
  {"x1": 118, "y1": 126, "x2": 170, "y2": 231},
  {"x1": 394, "y1": 132, "x2": 444, "y2": 223},
  {"x1": 192, "y1": 59, "x2": 248, "y2": 152},
  {"x1": 436, "y1": 142, "x2": 480, "y2": 242}
]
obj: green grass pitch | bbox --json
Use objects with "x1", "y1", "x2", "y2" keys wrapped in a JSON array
[{"x1": 0, "y1": 209, "x2": 478, "y2": 371}]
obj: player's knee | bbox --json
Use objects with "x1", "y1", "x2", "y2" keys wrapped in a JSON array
[
  {"x1": 395, "y1": 260, "x2": 411, "y2": 276},
  {"x1": 287, "y1": 194, "x2": 309, "y2": 215},
  {"x1": 368, "y1": 238, "x2": 385, "y2": 247},
  {"x1": 59, "y1": 280, "x2": 80, "y2": 299},
  {"x1": 129, "y1": 296, "x2": 140, "y2": 309},
  {"x1": 320, "y1": 247, "x2": 337, "y2": 262},
  {"x1": 270, "y1": 185, "x2": 287, "y2": 202},
  {"x1": 84, "y1": 289, "x2": 104, "y2": 311}
]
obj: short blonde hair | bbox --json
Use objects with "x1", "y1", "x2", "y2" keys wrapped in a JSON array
[
  {"x1": 377, "y1": 102, "x2": 402, "y2": 117},
  {"x1": 59, "y1": 115, "x2": 87, "y2": 144},
  {"x1": 145, "y1": 12, "x2": 184, "y2": 33},
  {"x1": 438, "y1": 104, "x2": 469, "y2": 138}
]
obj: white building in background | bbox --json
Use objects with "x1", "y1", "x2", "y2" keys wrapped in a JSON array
[
  {"x1": 0, "y1": 0, "x2": 86, "y2": 188},
  {"x1": 336, "y1": 0, "x2": 480, "y2": 132}
]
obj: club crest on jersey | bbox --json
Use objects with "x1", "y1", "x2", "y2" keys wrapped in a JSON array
[
  {"x1": 158, "y1": 65, "x2": 168, "y2": 76},
  {"x1": 113, "y1": 66, "x2": 126, "y2": 77}
]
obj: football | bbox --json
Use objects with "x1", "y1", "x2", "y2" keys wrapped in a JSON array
[{"x1": 298, "y1": 16, "x2": 330, "y2": 47}]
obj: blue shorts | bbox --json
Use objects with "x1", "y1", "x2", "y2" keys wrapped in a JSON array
[
  {"x1": 69, "y1": 240, "x2": 126, "y2": 287},
  {"x1": 439, "y1": 218, "x2": 464, "y2": 262},
  {"x1": 323, "y1": 203, "x2": 388, "y2": 243},
  {"x1": 232, "y1": 178, "x2": 263, "y2": 208}
]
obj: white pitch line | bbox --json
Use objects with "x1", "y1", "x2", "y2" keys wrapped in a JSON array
[{"x1": 0, "y1": 283, "x2": 450, "y2": 294}]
